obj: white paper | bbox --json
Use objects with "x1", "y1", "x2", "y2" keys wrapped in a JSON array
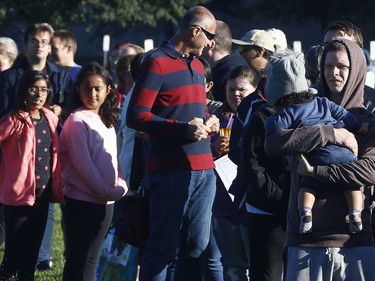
[{"x1": 214, "y1": 154, "x2": 238, "y2": 201}]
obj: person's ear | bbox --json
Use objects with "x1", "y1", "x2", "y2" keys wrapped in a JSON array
[
  {"x1": 210, "y1": 40, "x2": 217, "y2": 50},
  {"x1": 191, "y1": 26, "x2": 200, "y2": 39},
  {"x1": 205, "y1": 81, "x2": 214, "y2": 93}
]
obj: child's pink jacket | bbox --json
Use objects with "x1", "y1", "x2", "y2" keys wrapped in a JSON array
[{"x1": 0, "y1": 108, "x2": 63, "y2": 206}]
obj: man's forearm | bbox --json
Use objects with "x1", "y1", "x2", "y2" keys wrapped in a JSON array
[{"x1": 265, "y1": 124, "x2": 335, "y2": 156}]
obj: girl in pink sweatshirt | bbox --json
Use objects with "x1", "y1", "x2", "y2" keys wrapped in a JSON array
[
  {"x1": 0, "y1": 70, "x2": 63, "y2": 281},
  {"x1": 59, "y1": 62, "x2": 127, "y2": 281}
]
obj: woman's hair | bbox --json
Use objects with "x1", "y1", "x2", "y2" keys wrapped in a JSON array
[
  {"x1": 305, "y1": 44, "x2": 323, "y2": 86},
  {"x1": 65, "y1": 62, "x2": 120, "y2": 128},
  {"x1": 130, "y1": 52, "x2": 146, "y2": 81},
  {"x1": 198, "y1": 57, "x2": 213, "y2": 83},
  {"x1": 0, "y1": 36, "x2": 18, "y2": 58},
  {"x1": 115, "y1": 54, "x2": 136, "y2": 91},
  {"x1": 226, "y1": 65, "x2": 258, "y2": 87},
  {"x1": 197, "y1": 57, "x2": 214, "y2": 100},
  {"x1": 275, "y1": 91, "x2": 316, "y2": 107},
  {"x1": 107, "y1": 42, "x2": 144, "y2": 69},
  {"x1": 116, "y1": 55, "x2": 136, "y2": 80},
  {"x1": 13, "y1": 70, "x2": 51, "y2": 112},
  {"x1": 0, "y1": 49, "x2": 16, "y2": 65}
]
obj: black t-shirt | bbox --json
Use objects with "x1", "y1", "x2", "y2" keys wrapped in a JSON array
[{"x1": 32, "y1": 112, "x2": 52, "y2": 196}]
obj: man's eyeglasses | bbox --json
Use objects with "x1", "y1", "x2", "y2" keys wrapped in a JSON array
[
  {"x1": 28, "y1": 87, "x2": 51, "y2": 96},
  {"x1": 28, "y1": 39, "x2": 50, "y2": 47},
  {"x1": 192, "y1": 25, "x2": 215, "y2": 41}
]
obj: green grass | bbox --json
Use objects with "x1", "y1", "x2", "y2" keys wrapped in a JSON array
[
  {"x1": 36, "y1": 204, "x2": 65, "y2": 280},
  {"x1": 0, "y1": 204, "x2": 65, "y2": 281}
]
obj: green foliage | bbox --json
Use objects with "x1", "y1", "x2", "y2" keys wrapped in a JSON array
[
  {"x1": 35, "y1": 205, "x2": 65, "y2": 280},
  {"x1": 0, "y1": 0, "x2": 210, "y2": 29}
]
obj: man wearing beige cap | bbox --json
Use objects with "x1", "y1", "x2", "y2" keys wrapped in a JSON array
[{"x1": 232, "y1": 29, "x2": 276, "y2": 78}]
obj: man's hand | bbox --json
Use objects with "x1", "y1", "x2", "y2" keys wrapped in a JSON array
[
  {"x1": 333, "y1": 128, "x2": 358, "y2": 156},
  {"x1": 205, "y1": 115, "x2": 220, "y2": 134},
  {"x1": 288, "y1": 154, "x2": 315, "y2": 177},
  {"x1": 187, "y1": 117, "x2": 211, "y2": 141}
]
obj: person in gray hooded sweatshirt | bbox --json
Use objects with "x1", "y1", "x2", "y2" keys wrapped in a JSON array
[
  {"x1": 265, "y1": 52, "x2": 368, "y2": 236},
  {"x1": 265, "y1": 39, "x2": 375, "y2": 281}
]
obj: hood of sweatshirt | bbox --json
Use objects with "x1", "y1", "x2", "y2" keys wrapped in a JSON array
[{"x1": 319, "y1": 38, "x2": 366, "y2": 111}]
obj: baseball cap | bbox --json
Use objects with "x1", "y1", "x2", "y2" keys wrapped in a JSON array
[
  {"x1": 266, "y1": 28, "x2": 288, "y2": 50},
  {"x1": 232, "y1": 29, "x2": 276, "y2": 52}
]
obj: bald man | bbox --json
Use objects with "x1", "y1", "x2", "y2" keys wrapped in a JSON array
[{"x1": 126, "y1": 6, "x2": 220, "y2": 281}]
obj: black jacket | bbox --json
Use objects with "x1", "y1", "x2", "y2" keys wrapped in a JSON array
[{"x1": 241, "y1": 104, "x2": 290, "y2": 219}]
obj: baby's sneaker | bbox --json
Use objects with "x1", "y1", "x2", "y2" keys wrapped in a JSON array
[
  {"x1": 349, "y1": 212, "x2": 362, "y2": 234},
  {"x1": 299, "y1": 210, "x2": 313, "y2": 234}
]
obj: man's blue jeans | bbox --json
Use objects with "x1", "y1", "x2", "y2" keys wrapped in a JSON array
[
  {"x1": 139, "y1": 169, "x2": 216, "y2": 281},
  {"x1": 204, "y1": 221, "x2": 224, "y2": 281}
]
